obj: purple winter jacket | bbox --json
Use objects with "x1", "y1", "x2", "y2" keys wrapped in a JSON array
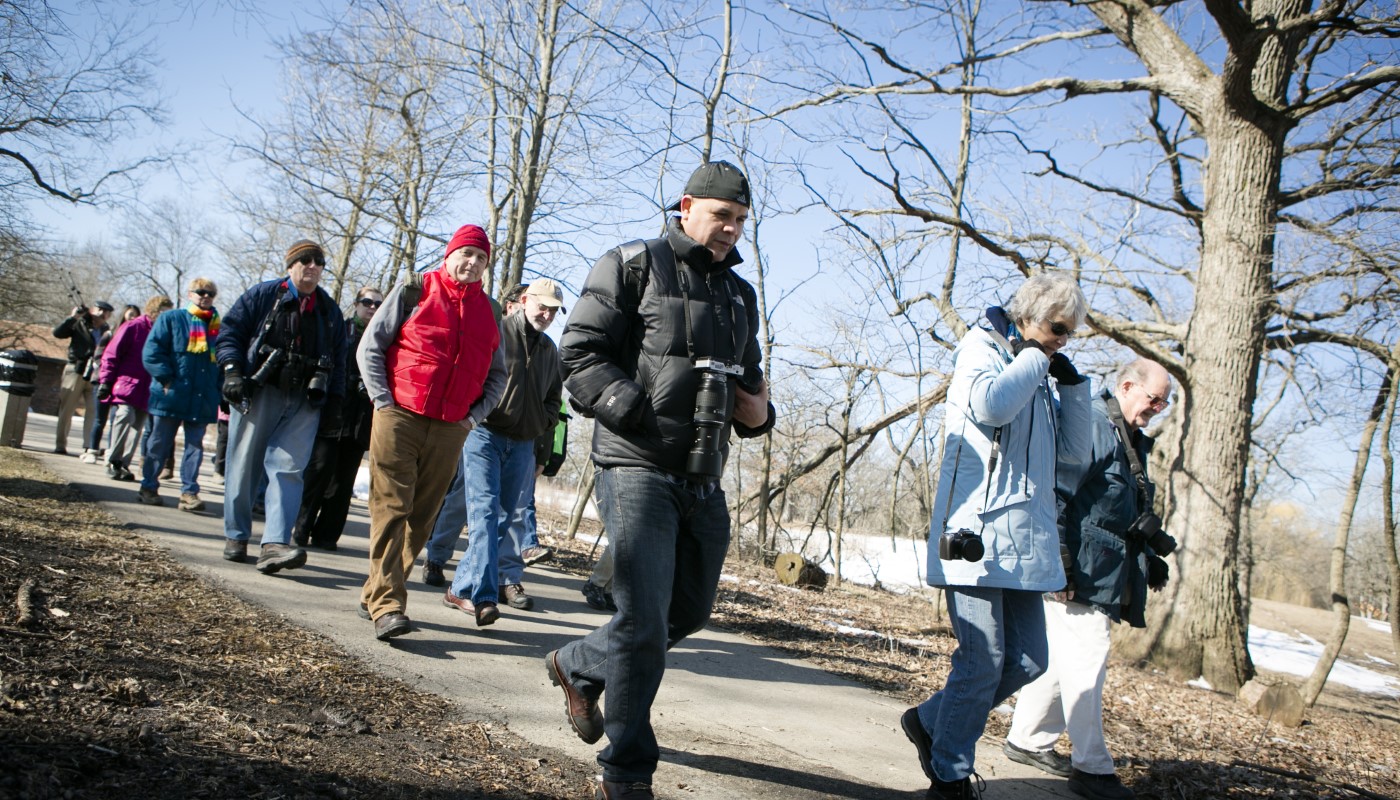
[{"x1": 98, "y1": 315, "x2": 155, "y2": 409}]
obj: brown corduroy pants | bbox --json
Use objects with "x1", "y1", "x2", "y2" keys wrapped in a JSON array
[{"x1": 360, "y1": 405, "x2": 470, "y2": 620}]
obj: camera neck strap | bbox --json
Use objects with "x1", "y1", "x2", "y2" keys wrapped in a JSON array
[
  {"x1": 675, "y1": 265, "x2": 741, "y2": 367},
  {"x1": 1105, "y1": 394, "x2": 1152, "y2": 509}
]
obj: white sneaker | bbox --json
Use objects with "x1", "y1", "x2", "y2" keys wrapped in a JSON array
[{"x1": 79, "y1": 451, "x2": 97, "y2": 464}]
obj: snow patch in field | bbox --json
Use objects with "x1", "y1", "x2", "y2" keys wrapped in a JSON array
[{"x1": 1249, "y1": 626, "x2": 1400, "y2": 698}]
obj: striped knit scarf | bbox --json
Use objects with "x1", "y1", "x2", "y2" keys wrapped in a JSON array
[{"x1": 186, "y1": 304, "x2": 220, "y2": 360}]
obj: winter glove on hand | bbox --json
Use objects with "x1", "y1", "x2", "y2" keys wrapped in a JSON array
[
  {"x1": 1012, "y1": 337, "x2": 1046, "y2": 357},
  {"x1": 1048, "y1": 353, "x2": 1086, "y2": 385},
  {"x1": 221, "y1": 368, "x2": 246, "y2": 406},
  {"x1": 1147, "y1": 555, "x2": 1170, "y2": 590},
  {"x1": 96, "y1": 383, "x2": 113, "y2": 402},
  {"x1": 318, "y1": 402, "x2": 344, "y2": 434}
]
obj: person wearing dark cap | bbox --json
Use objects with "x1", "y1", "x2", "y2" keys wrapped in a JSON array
[
  {"x1": 215, "y1": 239, "x2": 347, "y2": 574},
  {"x1": 51, "y1": 300, "x2": 114, "y2": 454},
  {"x1": 545, "y1": 160, "x2": 774, "y2": 800},
  {"x1": 355, "y1": 224, "x2": 506, "y2": 641}
]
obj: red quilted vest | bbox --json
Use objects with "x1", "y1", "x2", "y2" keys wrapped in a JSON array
[{"x1": 385, "y1": 270, "x2": 500, "y2": 422}]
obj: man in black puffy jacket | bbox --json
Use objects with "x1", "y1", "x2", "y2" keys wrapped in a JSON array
[{"x1": 544, "y1": 161, "x2": 774, "y2": 800}]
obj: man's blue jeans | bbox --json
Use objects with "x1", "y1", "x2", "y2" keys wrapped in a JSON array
[
  {"x1": 553, "y1": 466, "x2": 730, "y2": 784},
  {"x1": 423, "y1": 458, "x2": 467, "y2": 567},
  {"x1": 915, "y1": 586, "x2": 1048, "y2": 781},
  {"x1": 447, "y1": 426, "x2": 536, "y2": 605},
  {"x1": 223, "y1": 386, "x2": 319, "y2": 546},
  {"x1": 141, "y1": 415, "x2": 207, "y2": 495}
]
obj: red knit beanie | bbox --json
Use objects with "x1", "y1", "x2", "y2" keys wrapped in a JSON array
[{"x1": 445, "y1": 225, "x2": 491, "y2": 260}]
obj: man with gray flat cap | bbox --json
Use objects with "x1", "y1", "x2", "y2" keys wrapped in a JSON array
[{"x1": 545, "y1": 160, "x2": 775, "y2": 800}]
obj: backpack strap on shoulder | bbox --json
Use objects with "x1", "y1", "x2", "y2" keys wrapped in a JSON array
[
  {"x1": 399, "y1": 270, "x2": 425, "y2": 319},
  {"x1": 616, "y1": 239, "x2": 650, "y2": 316}
]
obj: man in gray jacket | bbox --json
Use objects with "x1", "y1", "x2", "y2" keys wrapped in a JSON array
[
  {"x1": 1002, "y1": 357, "x2": 1174, "y2": 800},
  {"x1": 544, "y1": 161, "x2": 774, "y2": 800},
  {"x1": 441, "y1": 278, "x2": 565, "y2": 623}
]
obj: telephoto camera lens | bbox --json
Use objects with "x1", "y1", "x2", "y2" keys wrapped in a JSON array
[{"x1": 685, "y1": 369, "x2": 730, "y2": 480}]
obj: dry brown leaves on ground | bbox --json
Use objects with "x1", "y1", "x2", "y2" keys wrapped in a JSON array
[{"x1": 0, "y1": 450, "x2": 598, "y2": 800}]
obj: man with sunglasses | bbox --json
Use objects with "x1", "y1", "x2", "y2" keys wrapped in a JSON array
[
  {"x1": 291, "y1": 286, "x2": 384, "y2": 550},
  {"x1": 139, "y1": 278, "x2": 223, "y2": 511},
  {"x1": 1001, "y1": 357, "x2": 1174, "y2": 800},
  {"x1": 216, "y1": 240, "x2": 347, "y2": 574}
]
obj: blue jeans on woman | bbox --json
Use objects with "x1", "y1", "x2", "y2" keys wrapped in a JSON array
[
  {"x1": 141, "y1": 415, "x2": 207, "y2": 495},
  {"x1": 915, "y1": 586, "x2": 1048, "y2": 782},
  {"x1": 447, "y1": 426, "x2": 537, "y2": 605},
  {"x1": 552, "y1": 466, "x2": 731, "y2": 785}
]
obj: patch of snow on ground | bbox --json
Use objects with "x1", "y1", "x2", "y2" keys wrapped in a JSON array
[
  {"x1": 1187, "y1": 676, "x2": 1213, "y2": 690},
  {"x1": 1365, "y1": 617, "x2": 1393, "y2": 634},
  {"x1": 1249, "y1": 625, "x2": 1400, "y2": 698}
]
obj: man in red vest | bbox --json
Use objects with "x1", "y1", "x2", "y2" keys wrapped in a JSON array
[{"x1": 356, "y1": 224, "x2": 506, "y2": 641}]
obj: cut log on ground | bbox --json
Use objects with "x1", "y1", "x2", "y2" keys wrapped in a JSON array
[{"x1": 774, "y1": 552, "x2": 828, "y2": 590}]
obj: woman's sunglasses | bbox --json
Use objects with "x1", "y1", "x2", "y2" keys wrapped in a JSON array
[
  {"x1": 1048, "y1": 321, "x2": 1074, "y2": 337},
  {"x1": 357, "y1": 298, "x2": 383, "y2": 308},
  {"x1": 193, "y1": 289, "x2": 217, "y2": 298}
]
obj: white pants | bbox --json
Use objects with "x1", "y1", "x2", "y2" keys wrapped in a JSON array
[{"x1": 1007, "y1": 597, "x2": 1116, "y2": 775}]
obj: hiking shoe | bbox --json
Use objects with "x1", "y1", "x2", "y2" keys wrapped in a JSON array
[
  {"x1": 546, "y1": 650, "x2": 603, "y2": 744},
  {"x1": 114, "y1": 465, "x2": 135, "y2": 482},
  {"x1": 927, "y1": 775, "x2": 985, "y2": 800},
  {"x1": 521, "y1": 545, "x2": 553, "y2": 566},
  {"x1": 137, "y1": 487, "x2": 163, "y2": 506},
  {"x1": 178, "y1": 493, "x2": 205, "y2": 512},
  {"x1": 357, "y1": 603, "x2": 371, "y2": 620},
  {"x1": 901, "y1": 707, "x2": 936, "y2": 782},
  {"x1": 223, "y1": 539, "x2": 248, "y2": 563},
  {"x1": 79, "y1": 451, "x2": 98, "y2": 464},
  {"x1": 597, "y1": 780, "x2": 654, "y2": 799},
  {"x1": 256, "y1": 543, "x2": 307, "y2": 574},
  {"x1": 502, "y1": 583, "x2": 534, "y2": 610},
  {"x1": 1003, "y1": 740, "x2": 1072, "y2": 777},
  {"x1": 421, "y1": 560, "x2": 445, "y2": 587},
  {"x1": 581, "y1": 581, "x2": 616, "y2": 611},
  {"x1": 1068, "y1": 769, "x2": 1133, "y2": 800},
  {"x1": 374, "y1": 612, "x2": 412, "y2": 641}
]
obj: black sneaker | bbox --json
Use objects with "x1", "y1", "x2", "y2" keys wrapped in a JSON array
[
  {"x1": 223, "y1": 539, "x2": 248, "y2": 563},
  {"x1": 421, "y1": 560, "x2": 445, "y2": 587},
  {"x1": 900, "y1": 707, "x2": 935, "y2": 782},
  {"x1": 1003, "y1": 740, "x2": 1072, "y2": 777},
  {"x1": 597, "y1": 779, "x2": 653, "y2": 799},
  {"x1": 1068, "y1": 769, "x2": 1133, "y2": 800},
  {"x1": 927, "y1": 773, "x2": 985, "y2": 800},
  {"x1": 581, "y1": 581, "x2": 613, "y2": 611}
]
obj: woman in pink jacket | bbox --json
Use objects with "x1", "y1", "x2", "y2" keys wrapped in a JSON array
[{"x1": 97, "y1": 295, "x2": 172, "y2": 481}]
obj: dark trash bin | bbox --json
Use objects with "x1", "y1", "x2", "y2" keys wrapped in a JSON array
[{"x1": 0, "y1": 349, "x2": 39, "y2": 447}]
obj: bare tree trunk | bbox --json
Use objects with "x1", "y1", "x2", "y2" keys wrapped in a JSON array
[
  {"x1": 1378, "y1": 355, "x2": 1400, "y2": 660},
  {"x1": 1301, "y1": 371, "x2": 1394, "y2": 704},
  {"x1": 566, "y1": 467, "x2": 596, "y2": 541}
]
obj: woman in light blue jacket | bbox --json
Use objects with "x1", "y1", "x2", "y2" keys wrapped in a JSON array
[{"x1": 902, "y1": 272, "x2": 1093, "y2": 800}]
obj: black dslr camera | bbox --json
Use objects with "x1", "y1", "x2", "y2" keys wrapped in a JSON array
[
  {"x1": 306, "y1": 355, "x2": 333, "y2": 406},
  {"x1": 686, "y1": 358, "x2": 744, "y2": 480},
  {"x1": 248, "y1": 344, "x2": 288, "y2": 386},
  {"x1": 939, "y1": 528, "x2": 985, "y2": 562},
  {"x1": 1128, "y1": 511, "x2": 1176, "y2": 555}
]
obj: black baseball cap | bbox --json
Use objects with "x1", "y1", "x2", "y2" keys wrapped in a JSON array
[
  {"x1": 93, "y1": 301, "x2": 114, "y2": 312},
  {"x1": 666, "y1": 160, "x2": 751, "y2": 211}
]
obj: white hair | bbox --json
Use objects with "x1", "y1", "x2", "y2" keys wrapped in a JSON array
[
  {"x1": 1006, "y1": 271, "x2": 1088, "y2": 329},
  {"x1": 1117, "y1": 357, "x2": 1172, "y2": 391}
]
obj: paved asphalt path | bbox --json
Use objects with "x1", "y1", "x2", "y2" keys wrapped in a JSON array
[{"x1": 19, "y1": 411, "x2": 1077, "y2": 800}]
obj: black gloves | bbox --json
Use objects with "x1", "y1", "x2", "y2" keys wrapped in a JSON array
[
  {"x1": 96, "y1": 383, "x2": 113, "y2": 402},
  {"x1": 1048, "y1": 353, "x2": 1086, "y2": 385},
  {"x1": 1147, "y1": 555, "x2": 1170, "y2": 590},
  {"x1": 1012, "y1": 337, "x2": 1045, "y2": 356},
  {"x1": 319, "y1": 402, "x2": 344, "y2": 432},
  {"x1": 222, "y1": 367, "x2": 247, "y2": 406}
]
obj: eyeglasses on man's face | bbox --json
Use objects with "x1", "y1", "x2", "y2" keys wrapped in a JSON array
[
  {"x1": 298, "y1": 255, "x2": 327, "y2": 267},
  {"x1": 1137, "y1": 383, "x2": 1170, "y2": 411}
]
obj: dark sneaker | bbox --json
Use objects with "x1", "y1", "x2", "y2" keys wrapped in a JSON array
[
  {"x1": 1068, "y1": 769, "x2": 1133, "y2": 800},
  {"x1": 223, "y1": 539, "x2": 248, "y2": 563},
  {"x1": 521, "y1": 545, "x2": 553, "y2": 566},
  {"x1": 373, "y1": 612, "x2": 411, "y2": 641},
  {"x1": 502, "y1": 583, "x2": 533, "y2": 610},
  {"x1": 310, "y1": 539, "x2": 338, "y2": 551},
  {"x1": 114, "y1": 465, "x2": 135, "y2": 482},
  {"x1": 927, "y1": 774, "x2": 985, "y2": 800},
  {"x1": 137, "y1": 487, "x2": 163, "y2": 506},
  {"x1": 581, "y1": 581, "x2": 615, "y2": 611},
  {"x1": 1003, "y1": 740, "x2": 1072, "y2": 778},
  {"x1": 546, "y1": 650, "x2": 603, "y2": 744},
  {"x1": 900, "y1": 707, "x2": 935, "y2": 782},
  {"x1": 256, "y1": 543, "x2": 307, "y2": 574},
  {"x1": 421, "y1": 560, "x2": 445, "y2": 587},
  {"x1": 597, "y1": 780, "x2": 654, "y2": 799}
]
